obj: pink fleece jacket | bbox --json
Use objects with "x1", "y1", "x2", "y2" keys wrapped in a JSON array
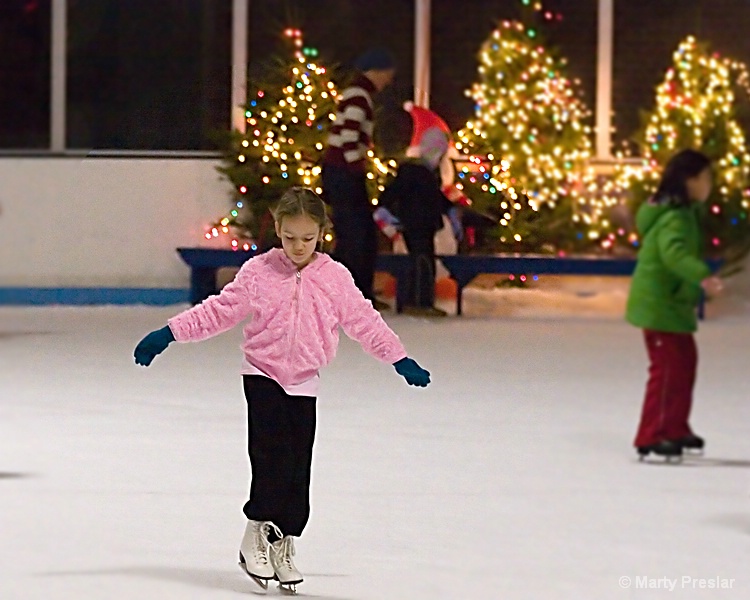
[{"x1": 168, "y1": 248, "x2": 407, "y2": 388}]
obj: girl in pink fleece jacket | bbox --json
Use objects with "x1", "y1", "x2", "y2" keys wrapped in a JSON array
[{"x1": 134, "y1": 187, "x2": 430, "y2": 594}]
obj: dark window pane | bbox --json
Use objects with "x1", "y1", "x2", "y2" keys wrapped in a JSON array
[
  {"x1": 0, "y1": 0, "x2": 51, "y2": 149},
  {"x1": 247, "y1": 0, "x2": 415, "y2": 118},
  {"x1": 66, "y1": 0, "x2": 231, "y2": 151},
  {"x1": 614, "y1": 0, "x2": 750, "y2": 148}
]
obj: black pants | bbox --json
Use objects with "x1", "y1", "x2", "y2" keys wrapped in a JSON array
[
  {"x1": 403, "y1": 231, "x2": 436, "y2": 308},
  {"x1": 242, "y1": 375, "x2": 317, "y2": 539},
  {"x1": 322, "y1": 165, "x2": 377, "y2": 300}
]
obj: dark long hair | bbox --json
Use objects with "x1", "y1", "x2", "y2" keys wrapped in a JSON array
[{"x1": 654, "y1": 149, "x2": 711, "y2": 206}]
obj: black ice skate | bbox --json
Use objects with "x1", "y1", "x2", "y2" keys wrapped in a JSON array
[
  {"x1": 637, "y1": 440, "x2": 683, "y2": 463},
  {"x1": 677, "y1": 434, "x2": 705, "y2": 454}
]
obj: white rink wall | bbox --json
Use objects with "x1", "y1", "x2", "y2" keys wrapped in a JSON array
[
  {"x1": 2, "y1": 157, "x2": 750, "y2": 310},
  {"x1": 0, "y1": 158, "x2": 229, "y2": 288}
]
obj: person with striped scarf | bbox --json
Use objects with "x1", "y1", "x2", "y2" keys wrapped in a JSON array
[{"x1": 322, "y1": 48, "x2": 395, "y2": 308}]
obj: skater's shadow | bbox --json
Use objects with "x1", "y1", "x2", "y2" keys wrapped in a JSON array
[
  {"x1": 0, "y1": 331, "x2": 56, "y2": 341},
  {"x1": 639, "y1": 456, "x2": 750, "y2": 468},
  {"x1": 36, "y1": 567, "x2": 246, "y2": 594},
  {"x1": 37, "y1": 566, "x2": 354, "y2": 599},
  {"x1": 679, "y1": 456, "x2": 750, "y2": 468},
  {"x1": 704, "y1": 513, "x2": 750, "y2": 535},
  {"x1": 0, "y1": 472, "x2": 34, "y2": 479}
]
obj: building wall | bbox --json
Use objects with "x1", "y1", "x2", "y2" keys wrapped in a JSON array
[{"x1": 0, "y1": 158, "x2": 228, "y2": 289}]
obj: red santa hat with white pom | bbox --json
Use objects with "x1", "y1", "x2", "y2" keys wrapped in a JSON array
[
  {"x1": 403, "y1": 101, "x2": 470, "y2": 206},
  {"x1": 403, "y1": 101, "x2": 451, "y2": 151}
]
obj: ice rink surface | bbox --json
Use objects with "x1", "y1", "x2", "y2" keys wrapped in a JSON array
[{"x1": 2, "y1": 306, "x2": 749, "y2": 599}]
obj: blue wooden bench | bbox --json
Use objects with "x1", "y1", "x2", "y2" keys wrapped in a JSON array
[
  {"x1": 177, "y1": 248, "x2": 720, "y2": 318},
  {"x1": 442, "y1": 254, "x2": 638, "y2": 316},
  {"x1": 176, "y1": 247, "x2": 418, "y2": 309},
  {"x1": 177, "y1": 248, "x2": 257, "y2": 306}
]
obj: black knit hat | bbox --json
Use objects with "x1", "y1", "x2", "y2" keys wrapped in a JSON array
[{"x1": 354, "y1": 48, "x2": 396, "y2": 71}]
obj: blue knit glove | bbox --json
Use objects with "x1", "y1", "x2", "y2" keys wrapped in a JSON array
[
  {"x1": 134, "y1": 325, "x2": 175, "y2": 366},
  {"x1": 393, "y1": 357, "x2": 431, "y2": 387},
  {"x1": 448, "y1": 207, "x2": 463, "y2": 242}
]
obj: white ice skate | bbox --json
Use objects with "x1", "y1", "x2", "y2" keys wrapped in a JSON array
[
  {"x1": 238, "y1": 520, "x2": 283, "y2": 590},
  {"x1": 270, "y1": 536, "x2": 303, "y2": 595}
]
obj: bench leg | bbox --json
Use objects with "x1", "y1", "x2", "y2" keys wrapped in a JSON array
[{"x1": 191, "y1": 267, "x2": 218, "y2": 305}]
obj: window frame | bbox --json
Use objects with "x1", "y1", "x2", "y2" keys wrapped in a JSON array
[{"x1": 0, "y1": 0, "x2": 247, "y2": 157}]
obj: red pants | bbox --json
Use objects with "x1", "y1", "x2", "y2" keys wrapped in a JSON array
[{"x1": 634, "y1": 330, "x2": 697, "y2": 447}]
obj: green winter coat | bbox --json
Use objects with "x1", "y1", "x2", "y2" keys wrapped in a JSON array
[{"x1": 625, "y1": 200, "x2": 711, "y2": 333}]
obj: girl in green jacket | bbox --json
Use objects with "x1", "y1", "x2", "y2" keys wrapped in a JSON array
[{"x1": 626, "y1": 149, "x2": 723, "y2": 460}]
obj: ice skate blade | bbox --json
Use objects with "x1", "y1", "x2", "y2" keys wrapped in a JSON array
[
  {"x1": 638, "y1": 453, "x2": 683, "y2": 464},
  {"x1": 278, "y1": 582, "x2": 299, "y2": 595},
  {"x1": 238, "y1": 560, "x2": 273, "y2": 591}
]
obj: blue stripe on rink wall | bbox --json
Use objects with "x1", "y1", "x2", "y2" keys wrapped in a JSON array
[{"x1": 0, "y1": 288, "x2": 189, "y2": 306}]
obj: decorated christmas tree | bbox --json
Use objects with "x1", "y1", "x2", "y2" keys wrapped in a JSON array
[
  {"x1": 618, "y1": 35, "x2": 750, "y2": 259},
  {"x1": 209, "y1": 28, "x2": 394, "y2": 251},
  {"x1": 455, "y1": 3, "x2": 605, "y2": 253},
  {"x1": 209, "y1": 29, "x2": 337, "y2": 250}
]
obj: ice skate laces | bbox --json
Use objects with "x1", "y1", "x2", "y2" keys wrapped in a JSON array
[
  {"x1": 276, "y1": 536, "x2": 296, "y2": 570},
  {"x1": 255, "y1": 521, "x2": 283, "y2": 564}
]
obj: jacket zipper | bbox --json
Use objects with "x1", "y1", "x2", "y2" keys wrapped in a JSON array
[{"x1": 288, "y1": 270, "x2": 302, "y2": 371}]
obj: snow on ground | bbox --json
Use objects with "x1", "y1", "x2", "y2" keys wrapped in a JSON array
[
  {"x1": 2, "y1": 304, "x2": 750, "y2": 600},
  {"x1": 432, "y1": 273, "x2": 750, "y2": 320},
  {"x1": 443, "y1": 275, "x2": 632, "y2": 319}
]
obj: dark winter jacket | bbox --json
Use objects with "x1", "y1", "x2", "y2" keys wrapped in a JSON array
[
  {"x1": 378, "y1": 162, "x2": 453, "y2": 235},
  {"x1": 625, "y1": 198, "x2": 711, "y2": 333}
]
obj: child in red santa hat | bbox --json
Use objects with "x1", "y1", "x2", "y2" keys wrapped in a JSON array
[{"x1": 377, "y1": 103, "x2": 462, "y2": 317}]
